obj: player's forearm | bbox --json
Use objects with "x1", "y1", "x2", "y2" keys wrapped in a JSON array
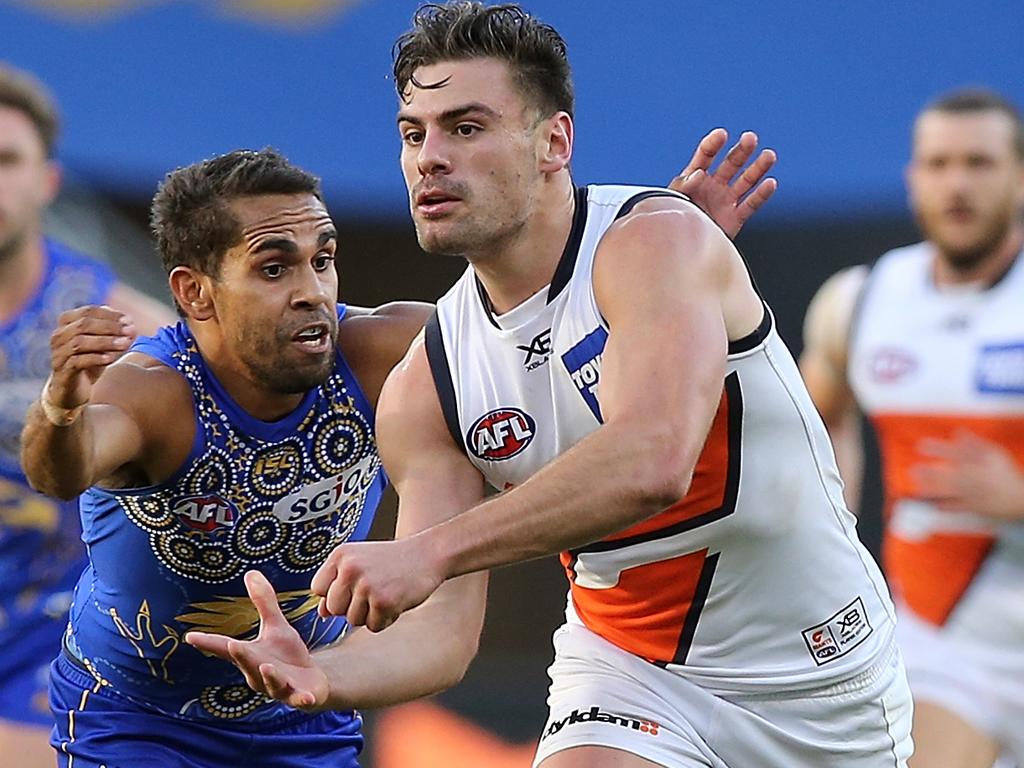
[
  {"x1": 424, "y1": 420, "x2": 691, "y2": 579},
  {"x1": 316, "y1": 575, "x2": 484, "y2": 709},
  {"x1": 20, "y1": 401, "x2": 97, "y2": 499}
]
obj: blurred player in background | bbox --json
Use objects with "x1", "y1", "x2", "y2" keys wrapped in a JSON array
[
  {"x1": 0, "y1": 62, "x2": 173, "y2": 767},
  {"x1": 801, "y1": 89, "x2": 1024, "y2": 768}
]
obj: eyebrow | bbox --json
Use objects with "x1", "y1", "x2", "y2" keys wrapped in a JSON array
[
  {"x1": 397, "y1": 102, "x2": 500, "y2": 127},
  {"x1": 251, "y1": 229, "x2": 337, "y2": 256}
]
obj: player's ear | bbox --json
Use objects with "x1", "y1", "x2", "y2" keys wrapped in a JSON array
[
  {"x1": 169, "y1": 267, "x2": 215, "y2": 321},
  {"x1": 538, "y1": 111, "x2": 573, "y2": 174}
]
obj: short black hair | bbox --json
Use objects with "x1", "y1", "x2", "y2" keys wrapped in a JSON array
[
  {"x1": 0, "y1": 62, "x2": 60, "y2": 157},
  {"x1": 923, "y1": 88, "x2": 1024, "y2": 160},
  {"x1": 150, "y1": 149, "x2": 322, "y2": 307},
  {"x1": 393, "y1": 1, "x2": 574, "y2": 119}
]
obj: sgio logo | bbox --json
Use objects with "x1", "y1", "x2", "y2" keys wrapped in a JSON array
[
  {"x1": 466, "y1": 408, "x2": 536, "y2": 461},
  {"x1": 271, "y1": 456, "x2": 379, "y2": 524},
  {"x1": 172, "y1": 496, "x2": 237, "y2": 532}
]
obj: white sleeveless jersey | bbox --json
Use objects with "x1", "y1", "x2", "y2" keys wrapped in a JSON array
[
  {"x1": 849, "y1": 242, "x2": 1024, "y2": 626},
  {"x1": 427, "y1": 184, "x2": 895, "y2": 694}
]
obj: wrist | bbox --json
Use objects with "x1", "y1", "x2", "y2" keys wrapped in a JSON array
[
  {"x1": 416, "y1": 523, "x2": 459, "y2": 581},
  {"x1": 40, "y1": 378, "x2": 85, "y2": 427}
]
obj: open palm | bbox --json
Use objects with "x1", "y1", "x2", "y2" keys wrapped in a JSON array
[{"x1": 185, "y1": 570, "x2": 330, "y2": 711}]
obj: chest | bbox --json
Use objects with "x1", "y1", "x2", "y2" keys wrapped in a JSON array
[
  {"x1": 454, "y1": 300, "x2": 609, "y2": 490},
  {"x1": 850, "y1": 281, "x2": 1024, "y2": 412}
]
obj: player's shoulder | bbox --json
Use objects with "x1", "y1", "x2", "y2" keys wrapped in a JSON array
[
  {"x1": 598, "y1": 190, "x2": 731, "y2": 288},
  {"x1": 338, "y1": 302, "x2": 433, "y2": 407},
  {"x1": 339, "y1": 302, "x2": 431, "y2": 358}
]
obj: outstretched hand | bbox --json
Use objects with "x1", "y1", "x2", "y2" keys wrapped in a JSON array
[
  {"x1": 185, "y1": 570, "x2": 329, "y2": 711},
  {"x1": 669, "y1": 128, "x2": 777, "y2": 238}
]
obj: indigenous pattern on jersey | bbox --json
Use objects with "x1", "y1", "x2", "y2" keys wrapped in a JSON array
[
  {"x1": 428, "y1": 185, "x2": 895, "y2": 694},
  {"x1": 849, "y1": 243, "x2": 1024, "y2": 626},
  {"x1": 0, "y1": 239, "x2": 115, "y2": 722},
  {"x1": 66, "y1": 307, "x2": 384, "y2": 723}
]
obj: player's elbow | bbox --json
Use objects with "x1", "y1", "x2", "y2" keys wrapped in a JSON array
[{"x1": 629, "y1": 429, "x2": 694, "y2": 509}]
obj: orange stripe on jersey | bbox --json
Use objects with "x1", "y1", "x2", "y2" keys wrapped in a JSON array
[
  {"x1": 600, "y1": 377, "x2": 737, "y2": 544},
  {"x1": 884, "y1": 532, "x2": 995, "y2": 626},
  {"x1": 871, "y1": 412, "x2": 1020, "y2": 624},
  {"x1": 871, "y1": 412, "x2": 1024, "y2": 502},
  {"x1": 560, "y1": 373, "x2": 742, "y2": 664},
  {"x1": 565, "y1": 549, "x2": 716, "y2": 664}
]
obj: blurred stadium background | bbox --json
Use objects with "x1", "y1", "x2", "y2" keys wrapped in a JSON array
[{"x1": 3, "y1": 0, "x2": 1022, "y2": 764}]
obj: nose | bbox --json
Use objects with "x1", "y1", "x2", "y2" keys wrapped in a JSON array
[
  {"x1": 291, "y1": 262, "x2": 333, "y2": 310},
  {"x1": 416, "y1": 128, "x2": 452, "y2": 177}
]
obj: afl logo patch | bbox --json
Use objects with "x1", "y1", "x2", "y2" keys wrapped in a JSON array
[{"x1": 467, "y1": 408, "x2": 536, "y2": 461}]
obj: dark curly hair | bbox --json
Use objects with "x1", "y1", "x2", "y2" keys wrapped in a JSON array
[
  {"x1": 393, "y1": 2, "x2": 574, "y2": 119},
  {"x1": 150, "y1": 149, "x2": 322, "y2": 310}
]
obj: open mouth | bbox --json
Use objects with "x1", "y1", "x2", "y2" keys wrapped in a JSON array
[
  {"x1": 292, "y1": 324, "x2": 331, "y2": 353},
  {"x1": 416, "y1": 189, "x2": 462, "y2": 216}
]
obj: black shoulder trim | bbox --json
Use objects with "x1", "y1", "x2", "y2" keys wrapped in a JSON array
[
  {"x1": 614, "y1": 189, "x2": 688, "y2": 221},
  {"x1": 546, "y1": 186, "x2": 590, "y2": 303},
  {"x1": 728, "y1": 304, "x2": 773, "y2": 355},
  {"x1": 423, "y1": 312, "x2": 465, "y2": 453}
]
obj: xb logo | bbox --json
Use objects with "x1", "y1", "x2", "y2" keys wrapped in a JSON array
[{"x1": 517, "y1": 329, "x2": 552, "y2": 371}]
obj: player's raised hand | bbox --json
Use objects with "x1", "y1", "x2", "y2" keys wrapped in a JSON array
[
  {"x1": 311, "y1": 537, "x2": 445, "y2": 632},
  {"x1": 46, "y1": 304, "x2": 136, "y2": 411},
  {"x1": 669, "y1": 128, "x2": 777, "y2": 238},
  {"x1": 185, "y1": 570, "x2": 330, "y2": 711}
]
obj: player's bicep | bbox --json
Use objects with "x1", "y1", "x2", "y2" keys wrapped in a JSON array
[
  {"x1": 375, "y1": 337, "x2": 485, "y2": 538},
  {"x1": 594, "y1": 209, "x2": 729, "y2": 460}
]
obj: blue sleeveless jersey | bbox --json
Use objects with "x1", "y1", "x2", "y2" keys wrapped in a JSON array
[
  {"x1": 0, "y1": 240, "x2": 115, "y2": 713},
  {"x1": 67, "y1": 306, "x2": 385, "y2": 724}
]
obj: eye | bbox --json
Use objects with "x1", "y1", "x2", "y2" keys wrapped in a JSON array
[
  {"x1": 402, "y1": 128, "x2": 424, "y2": 146},
  {"x1": 313, "y1": 253, "x2": 335, "y2": 271},
  {"x1": 261, "y1": 264, "x2": 285, "y2": 279},
  {"x1": 455, "y1": 123, "x2": 480, "y2": 137}
]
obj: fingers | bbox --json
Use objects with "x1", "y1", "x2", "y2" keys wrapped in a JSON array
[
  {"x1": 227, "y1": 639, "x2": 269, "y2": 694},
  {"x1": 184, "y1": 631, "x2": 233, "y2": 660},
  {"x1": 712, "y1": 131, "x2": 759, "y2": 184},
  {"x1": 260, "y1": 663, "x2": 317, "y2": 710},
  {"x1": 731, "y1": 147, "x2": 778, "y2": 200},
  {"x1": 244, "y1": 570, "x2": 289, "y2": 635},
  {"x1": 678, "y1": 127, "x2": 728, "y2": 179},
  {"x1": 735, "y1": 176, "x2": 778, "y2": 224},
  {"x1": 49, "y1": 305, "x2": 137, "y2": 398}
]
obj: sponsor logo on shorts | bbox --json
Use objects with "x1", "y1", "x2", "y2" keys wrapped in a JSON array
[
  {"x1": 541, "y1": 706, "x2": 660, "y2": 741},
  {"x1": 802, "y1": 596, "x2": 873, "y2": 665},
  {"x1": 976, "y1": 342, "x2": 1024, "y2": 394},
  {"x1": 466, "y1": 407, "x2": 536, "y2": 461}
]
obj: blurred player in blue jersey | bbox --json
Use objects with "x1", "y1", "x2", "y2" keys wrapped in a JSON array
[{"x1": 0, "y1": 62, "x2": 173, "y2": 767}]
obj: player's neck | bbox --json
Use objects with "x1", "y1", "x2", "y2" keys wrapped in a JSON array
[
  {"x1": 0, "y1": 229, "x2": 46, "y2": 323},
  {"x1": 470, "y1": 176, "x2": 576, "y2": 315},
  {"x1": 933, "y1": 223, "x2": 1024, "y2": 288}
]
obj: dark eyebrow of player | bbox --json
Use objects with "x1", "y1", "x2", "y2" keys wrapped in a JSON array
[{"x1": 397, "y1": 103, "x2": 499, "y2": 127}]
